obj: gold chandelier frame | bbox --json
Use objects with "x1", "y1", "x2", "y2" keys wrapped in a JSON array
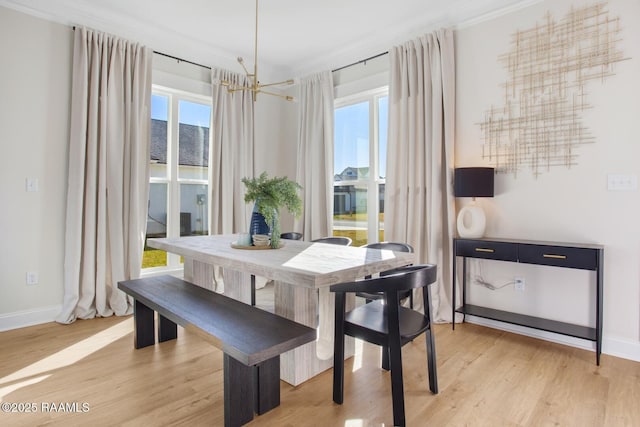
[{"x1": 220, "y1": 0, "x2": 295, "y2": 101}]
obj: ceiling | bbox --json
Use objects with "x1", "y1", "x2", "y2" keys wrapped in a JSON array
[{"x1": 1, "y1": 0, "x2": 539, "y2": 80}]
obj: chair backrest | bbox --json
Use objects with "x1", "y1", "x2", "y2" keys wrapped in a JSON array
[
  {"x1": 330, "y1": 264, "x2": 437, "y2": 305},
  {"x1": 361, "y1": 241, "x2": 413, "y2": 253},
  {"x1": 311, "y1": 236, "x2": 352, "y2": 246},
  {"x1": 280, "y1": 232, "x2": 303, "y2": 240},
  {"x1": 361, "y1": 242, "x2": 414, "y2": 278}
]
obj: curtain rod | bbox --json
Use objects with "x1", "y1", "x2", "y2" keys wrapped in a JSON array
[
  {"x1": 72, "y1": 25, "x2": 385, "y2": 74},
  {"x1": 71, "y1": 27, "x2": 211, "y2": 70},
  {"x1": 153, "y1": 51, "x2": 211, "y2": 70},
  {"x1": 332, "y1": 51, "x2": 389, "y2": 73}
]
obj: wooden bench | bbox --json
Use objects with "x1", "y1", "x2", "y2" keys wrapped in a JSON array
[{"x1": 118, "y1": 275, "x2": 316, "y2": 427}]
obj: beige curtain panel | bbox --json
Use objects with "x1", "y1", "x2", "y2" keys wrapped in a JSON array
[
  {"x1": 57, "y1": 27, "x2": 152, "y2": 324},
  {"x1": 294, "y1": 70, "x2": 334, "y2": 241},
  {"x1": 209, "y1": 69, "x2": 255, "y2": 237},
  {"x1": 293, "y1": 71, "x2": 335, "y2": 360},
  {"x1": 385, "y1": 29, "x2": 457, "y2": 323},
  {"x1": 208, "y1": 69, "x2": 255, "y2": 292}
]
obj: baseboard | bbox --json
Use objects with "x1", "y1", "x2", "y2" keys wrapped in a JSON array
[
  {"x1": 0, "y1": 305, "x2": 62, "y2": 332},
  {"x1": 602, "y1": 335, "x2": 640, "y2": 363},
  {"x1": 464, "y1": 315, "x2": 640, "y2": 363}
]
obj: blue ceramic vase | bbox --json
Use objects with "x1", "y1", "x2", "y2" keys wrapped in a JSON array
[{"x1": 249, "y1": 203, "x2": 270, "y2": 237}]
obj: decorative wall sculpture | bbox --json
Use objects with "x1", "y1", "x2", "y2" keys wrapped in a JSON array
[{"x1": 479, "y1": 2, "x2": 628, "y2": 177}]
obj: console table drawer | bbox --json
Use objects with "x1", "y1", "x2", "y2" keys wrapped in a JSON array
[
  {"x1": 456, "y1": 239, "x2": 517, "y2": 261},
  {"x1": 518, "y1": 244, "x2": 597, "y2": 270}
]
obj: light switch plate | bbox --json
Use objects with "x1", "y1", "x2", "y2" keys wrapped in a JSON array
[
  {"x1": 607, "y1": 174, "x2": 637, "y2": 191},
  {"x1": 26, "y1": 271, "x2": 39, "y2": 285},
  {"x1": 26, "y1": 178, "x2": 39, "y2": 192}
]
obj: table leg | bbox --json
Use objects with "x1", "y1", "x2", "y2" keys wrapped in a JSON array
[
  {"x1": 223, "y1": 354, "x2": 254, "y2": 427},
  {"x1": 133, "y1": 300, "x2": 155, "y2": 349},
  {"x1": 452, "y1": 241, "x2": 457, "y2": 330},
  {"x1": 222, "y1": 269, "x2": 253, "y2": 304},
  {"x1": 186, "y1": 257, "x2": 353, "y2": 386},
  {"x1": 274, "y1": 281, "x2": 354, "y2": 386},
  {"x1": 254, "y1": 356, "x2": 280, "y2": 414},
  {"x1": 183, "y1": 258, "x2": 217, "y2": 292},
  {"x1": 185, "y1": 259, "x2": 253, "y2": 304},
  {"x1": 158, "y1": 314, "x2": 177, "y2": 342}
]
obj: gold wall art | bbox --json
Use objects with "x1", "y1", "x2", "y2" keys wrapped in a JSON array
[{"x1": 479, "y1": 2, "x2": 628, "y2": 177}]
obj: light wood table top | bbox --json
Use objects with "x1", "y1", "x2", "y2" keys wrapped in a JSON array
[{"x1": 147, "y1": 234, "x2": 416, "y2": 288}]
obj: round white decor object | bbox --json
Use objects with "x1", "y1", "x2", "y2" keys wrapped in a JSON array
[{"x1": 457, "y1": 204, "x2": 486, "y2": 238}]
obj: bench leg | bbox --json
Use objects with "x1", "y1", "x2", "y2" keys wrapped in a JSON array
[
  {"x1": 158, "y1": 314, "x2": 177, "y2": 342},
  {"x1": 254, "y1": 356, "x2": 280, "y2": 414},
  {"x1": 133, "y1": 299, "x2": 155, "y2": 349},
  {"x1": 223, "y1": 354, "x2": 254, "y2": 427}
]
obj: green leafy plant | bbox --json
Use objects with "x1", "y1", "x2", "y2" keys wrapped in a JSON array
[{"x1": 242, "y1": 172, "x2": 302, "y2": 248}]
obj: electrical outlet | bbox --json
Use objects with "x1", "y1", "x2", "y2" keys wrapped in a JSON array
[
  {"x1": 26, "y1": 271, "x2": 39, "y2": 285},
  {"x1": 514, "y1": 277, "x2": 525, "y2": 292}
]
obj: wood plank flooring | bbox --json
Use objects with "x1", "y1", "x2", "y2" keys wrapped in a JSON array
[{"x1": 1, "y1": 316, "x2": 638, "y2": 426}]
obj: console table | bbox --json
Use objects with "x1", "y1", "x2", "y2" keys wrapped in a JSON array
[{"x1": 452, "y1": 237, "x2": 604, "y2": 365}]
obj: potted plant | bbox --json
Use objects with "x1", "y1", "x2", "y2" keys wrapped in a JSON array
[{"x1": 241, "y1": 172, "x2": 303, "y2": 248}]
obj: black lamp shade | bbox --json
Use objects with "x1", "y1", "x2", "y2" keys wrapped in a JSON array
[{"x1": 454, "y1": 167, "x2": 494, "y2": 197}]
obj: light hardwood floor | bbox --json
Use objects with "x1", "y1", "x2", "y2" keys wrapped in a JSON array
[{"x1": 1, "y1": 316, "x2": 639, "y2": 426}]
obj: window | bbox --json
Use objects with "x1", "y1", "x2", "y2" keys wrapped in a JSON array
[
  {"x1": 333, "y1": 88, "x2": 388, "y2": 246},
  {"x1": 143, "y1": 87, "x2": 212, "y2": 270}
]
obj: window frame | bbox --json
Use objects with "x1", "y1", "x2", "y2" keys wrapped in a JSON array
[
  {"x1": 143, "y1": 85, "x2": 212, "y2": 274},
  {"x1": 333, "y1": 86, "x2": 389, "y2": 244}
]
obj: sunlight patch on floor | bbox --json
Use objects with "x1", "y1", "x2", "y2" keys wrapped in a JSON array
[
  {"x1": 0, "y1": 318, "x2": 132, "y2": 391},
  {"x1": 0, "y1": 375, "x2": 51, "y2": 401},
  {"x1": 345, "y1": 419, "x2": 364, "y2": 427},
  {"x1": 352, "y1": 338, "x2": 364, "y2": 372}
]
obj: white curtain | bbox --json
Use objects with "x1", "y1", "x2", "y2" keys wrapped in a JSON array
[
  {"x1": 57, "y1": 27, "x2": 152, "y2": 324},
  {"x1": 293, "y1": 71, "x2": 335, "y2": 360},
  {"x1": 210, "y1": 69, "x2": 254, "y2": 236},
  {"x1": 209, "y1": 70, "x2": 255, "y2": 292},
  {"x1": 385, "y1": 29, "x2": 457, "y2": 322},
  {"x1": 294, "y1": 71, "x2": 334, "y2": 241}
]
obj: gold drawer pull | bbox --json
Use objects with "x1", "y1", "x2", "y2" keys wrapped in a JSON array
[
  {"x1": 475, "y1": 248, "x2": 495, "y2": 253},
  {"x1": 543, "y1": 254, "x2": 567, "y2": 259}
]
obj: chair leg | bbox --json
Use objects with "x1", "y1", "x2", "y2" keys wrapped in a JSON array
[
  {"x1": 333, "y1": 336, "x2": 345, "y2": 404},
  {"x1": 425, "y1": 327, "x2": 438, "y2": 394},
  {"x1": 409, "y1": 290, "x2": 414, "y2": 309},
  {"x1": 423, "y1": 284, "x2": 438, "y2": 394},
  {"x1": 381, "y1": 345, "x2": 390, "y2": 371},
  {"x1": 388, "y1": 340, "x2": 406, "y2": 426},
  {"x1": 333, "y1": 293, "x2": 346, "y2": 404},
  {"x1": 250, "y1": 275, "x2": 256, "y2": 306}
]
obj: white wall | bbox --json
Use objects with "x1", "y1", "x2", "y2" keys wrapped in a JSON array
[
  {"x1": 455, "y1": 0, "x2": 640, "y2": 361},
  {"x1": 0, "y1": 6, "x2": 72, "y2": 329}
]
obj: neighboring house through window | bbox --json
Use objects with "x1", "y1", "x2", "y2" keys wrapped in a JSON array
[
  {"x1": 143, "y1": 87, "x2": 212, "y2": 270},
  {"x1": 333, "y1": 88, "x2": 388, "y2": 246}
]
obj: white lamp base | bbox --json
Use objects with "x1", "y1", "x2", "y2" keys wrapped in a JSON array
[{"x1": 457, "y1": 203, "x2": 487, "y2": 238}]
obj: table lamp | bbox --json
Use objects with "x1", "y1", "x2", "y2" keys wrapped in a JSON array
[{"x1": 454, "y1": 167, "x2": 494, "y2": 238}]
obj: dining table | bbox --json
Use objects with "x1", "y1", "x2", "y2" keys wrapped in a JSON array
[{"x1": 147, "y1": 234, "x2": 415, "y2": 386}]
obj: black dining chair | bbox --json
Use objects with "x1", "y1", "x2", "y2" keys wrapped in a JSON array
[
  {"x1": 331, "y1": 264, "x2": 438, "y2": 427},
  {"x1": 358, "y1": 242, "x2": 414, "y2": 308},
  {"x1": 280, "y1": 232, "x2": 303, "y2": 240},
  {"x1": 311, "y1": 236, "x2": 352, "y2": 246}
]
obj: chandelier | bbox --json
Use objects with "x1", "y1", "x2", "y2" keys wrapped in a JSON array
[{"x1": 221, "y1": 0, "x2": 295, "y2": 102}]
